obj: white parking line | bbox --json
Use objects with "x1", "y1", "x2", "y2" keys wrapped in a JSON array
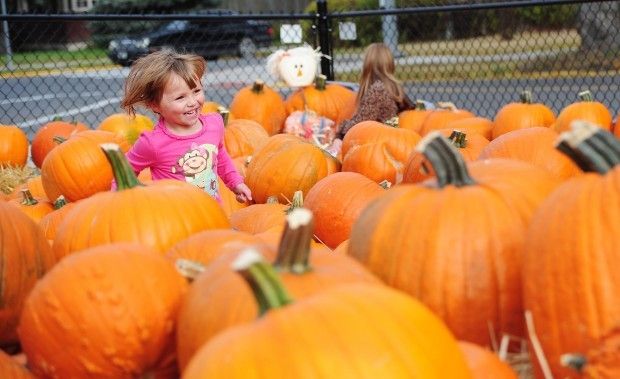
[{"x1": 19, "y1": 97, "x2": 121, "y2": 129}]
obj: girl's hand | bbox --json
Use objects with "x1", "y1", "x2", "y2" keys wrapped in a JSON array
[{"x1": 233, "y1": 183, "x2": 252, "y2": 204}]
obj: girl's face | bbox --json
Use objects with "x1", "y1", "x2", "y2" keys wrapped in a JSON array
[{"x1": 151, "y1": 72, "x2": 204, "y2": 132}]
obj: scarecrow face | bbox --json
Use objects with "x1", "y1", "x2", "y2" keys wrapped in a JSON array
[{"x1": 278, "y1": 48, "x2": 319, "y2": 87}]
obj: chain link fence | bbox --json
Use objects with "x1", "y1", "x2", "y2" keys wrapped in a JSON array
[{"x1": 1, "y1": 0, "x2": 619, "y2": 137}]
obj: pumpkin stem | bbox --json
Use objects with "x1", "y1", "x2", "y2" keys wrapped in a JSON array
[
  {"x1": 53, "y1": 135, "x2": 67, "y2": 144},
  {"x1": 273, "y1": 208, "x2": 314, "y2": 274},
  {"x1": 578, "y1": 90, "x2": 593, "y2": 102},
  {"x1": 379, "y1": 180, "x2": 392, "y2": 189},
  {"x1": 233, "y1": 248, "x2": 293, "y2": 316},
  {"x1": 100, "y1": 143, "x2": 144, "y2": 190},
  {"x1": 448, "y1": 130, "x2": 467, "y2": 148},
  {"x1": 20, "y1": 188, "x2": 38, "y2": 206},
  {"x1": 560, "y1": 353, "x2": 587, "y2": 373},
  {"x1": 251, "y1": 80, "x2": 265, "y2": 94},
  {"x1": 556, "y1": 120, "x2": 620, "y2": 174},
  {"x1": 315, "y1": 74, "x2": 327, "y2": 91},
  {"x1": 415, "y1": 100, "x2": 427, "y2": 110},
  {"x1": 285, "y1": 190, "x2": 304, "y2": 214},
  {"x1": 266, "y1": 196, "x2": 279, "y2": 204},
  {"x1": 175, "y1": 259, "x2": 205, "y2": 282},
  {"x1": 384, "y1": 116, "x2": 399, "y2": 128},
  {"x1": 217, "y1": 107, "x2": 230, "y2": 126},
  {"x1": 416, "y1": 131, "x2": 476, "y2": 188},
  {"x1": 53, "y1": 195, "x2": 67, "y2": 209},
  {"x1": 520, "y1": 90, "x2": 532, "y2": 104}
]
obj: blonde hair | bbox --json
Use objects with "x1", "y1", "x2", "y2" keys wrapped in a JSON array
[
  {"x1": 356, "y1": 43, "x2": 407, "y2": 108},
  {"x1": 122, "y1": 48, "x2": 206, "y2": 116}
]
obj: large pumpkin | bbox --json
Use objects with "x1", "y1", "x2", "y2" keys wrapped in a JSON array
[
  {"x1": 348, "y1": 133, "x2": 535, "y2": 347},
  {"x1": 97, "y1": 112, "x2": 154, "y2": 145},
  {"x1": 523, "y1": 123, "x2": 620, "y2": 379},
  {"x1": 18, "y1": 243, "x2": 187, "y2": 379},
  {"x1": 223, "y1": 118, "x2": 269, "y2": 158},
  {"x1": 229, "y1": 80, "x2": 287, "y2": 135},
  {"x1": 285, "y1": 74, "x2": 356, "y2": 127},
  {"x1": 176, "y1": 208, "x2": 379, "y2": 370},
  {"x1": 183, "y1": 251, "x2": 472, "y2": 378},
  {"x1": 40, "y1": 130, "x2": 130, "y2": 202},
  {"x1": 0, "y1": 201, "x2": 55, "y2": 348},
  {"x1": 478, "y1": 126, "x2": 582, "y2": 181},
  {"x1": 341, "y1": 120, "x2": 421, "y2": 185},
  {"x1": 303, "y1": 171, "x2": 385, "y2": 248},
  {"x1": 52, "y1": 144, "x2": 230, "y2": 260},
  {"x1": 419, "y1": 102, "x2": 475, "y2": 136},
  {"x1": 492, "y1": 90, "x2": 555, "y2": 139},
  {"x1": 30, "y1": 120, "x2": 88, "y2": 168},
  {"x1": 245, "y1": 134, "x2": 339, "y2": 204},
  {"x1": 0, "y1": 125, "x2": 28, "y2": 168}
]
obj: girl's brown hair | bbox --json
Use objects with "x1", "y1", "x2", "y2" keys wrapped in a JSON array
[
  {"x1": 122, "y1": 48, "x2": 206, "y2": 116},
  {"x1": 356, "y1": 42, "x2": 408, "y2": 109}
]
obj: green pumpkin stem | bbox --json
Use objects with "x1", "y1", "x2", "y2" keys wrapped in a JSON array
[
  {"x1": 233, "y1": 249, "x2": 293, "y2": 316},
  {"x1": 448, "y1": 130, "x2": 467, "y2": 148},
  {"x1": 384, "y1": 116, "x2": 399, "y2": 128},
  {"x1": 251, "y1": 80, "x2": 265, "y2": 94},
  {"x1": 100, "y1": 143, "x2": 144, "y2": 190},
  {"x1": 416, "y1": 131, "x2": 476, "y2": 188},
  {"x1": 53, "y1": 135, "x2": 67, "y2": 144},
  {"x1": 273, "y1": 208, "x2": 314, "y2": 274},
  {"x1": 578, "y1": 90, "x2": 593, "y2": 102},
  {"x1": 20, "y1": 189, "x2": 38, "y2": 206},
  {"x1": 315, "y1": 74, "x2": 327, "y2": 91},
  {"x1": 415, "y1": 100, "x2": 427, "y2": 110},
  {"x1": 520, "y1": 90, "x2": 532, "y2": 104},
  {"x1": 285, "y1": 190, "x2": 304, "y2": 214},
  {"x1": 53, "y1": 195, "x2": 67, "y2": 210},
  {"x1": 556, "y1": 121, "x2": 620, "y2": 174}
]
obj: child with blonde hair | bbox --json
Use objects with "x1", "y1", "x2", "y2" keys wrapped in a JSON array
[{"x1": 121, "y1": 48, "x2": 252, "y2": 203}]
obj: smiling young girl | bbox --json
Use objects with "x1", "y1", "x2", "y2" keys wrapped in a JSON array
[{"x1": 120, "y1": 48, "x2": 252, "y2": 203}]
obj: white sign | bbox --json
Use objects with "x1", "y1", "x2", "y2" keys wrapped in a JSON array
[
  {"x1": 280, "y1": 24, "x2": 303, "y2": 44},
  {"x1": 339, "y1": 22, "x2": 357, "y2": 41}
]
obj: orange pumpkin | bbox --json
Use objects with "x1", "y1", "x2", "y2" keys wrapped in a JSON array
[
  {"x1": 18, "y1": 243, "x2": 187, "y2": 379},
  {"x1": 458, "y1": 342, "x2": 518, "y2": 379},
  {"x1": 30, "y1": 119, "x2": 88, "y2": 168},
  {"x1": 97, "y1": 112, "x2": 154, "y2": 145},
  {"x1": 38, "y1": 196, "x2": 77, "y2": 243},
  {"x1": 285, "y1": 74, "x2": 356, "y2": 127},
  {"x1": 0, "y1": 125, "x2": 28, "y2": 168},
  {"x1": 8, "y1": 189, "x2": 54, "y2": 222},
  {"x1": 561, "y1": 326, "x2": 620, "y2": 379},
  {"x1": 348, "y1": 133, "x2": 534, "y2": 347},
  {"x1": 52, "y1": 144, "x2": 230, "y2": 260},
  {"x1": 41, "y1": 130, "x2": 130, "y2": 202},
  {"x1": 554, "y1": 90, "x2": 612, "y2": 133},
  {"x1": 183, "y1": 251, "x2": 471, "y2": 378},
  {"x1": 419, "y1": 102, "x2": 476, "y2": 136},
  {"x1": 492, "y1": 90, "x2": 556, "y2": 139},
  {"x1": 201, "y1": 101, "x2": 235, "y2": 119},
  {"x1": 0, "y1": 201, "x2": 55, "y2": 347},
  {"x1": 614, "y1": 115, "x2": 620, "y2": 138},
  {"x1": 304, "y1": 172, "x2": 385, "y2": 248},
  {"x1": 445, "y1": 116, "x2": 495, "y2": 140},
  {"x1": 403, "y1": 129, "x2": 489, "y2": 183},
  {"x1": 245, "y1": 134, "x2": 336, "y2": 204},
  {"x1": 223, "y1": 118, "x2": 269, "y2": 158},
  {"x1": 7, "y1": 175, "x2": 48, "y2": 202},
  {"x1": 523, "y1": 123, "x2": 620, "y2": 379},
  {"x1": 230, "y1": 195, "x2": 295, "y2": 234},
  {"x1": 478, "y1": 126, "x2": 582, "y2": 181},
  {"x1": 177, "y1": 208, "x2": 380, "y2": 370},
  {"x1": 0, "y1": 350, "x2": 35, "y2": 378},
  {"x1": 397, "y1": 100, "x2": 433, "y2": 134},
  {"x1": 341, "y1": 120, "x2": 421, "y2": 184},
  {"x1": 229, "y1": 80, "x2": 287, "y2": 135}
]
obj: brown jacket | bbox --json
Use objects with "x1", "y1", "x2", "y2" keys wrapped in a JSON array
[{"x1": 338, "y1": 80, "x2": 411, "y2": 138}]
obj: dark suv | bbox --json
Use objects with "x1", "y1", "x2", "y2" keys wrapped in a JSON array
[{"x1": 107, "y1": 11, "x2": 273, "y2": 66}]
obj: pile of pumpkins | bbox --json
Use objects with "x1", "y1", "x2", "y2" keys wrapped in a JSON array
[{"x1": 1, "y1": 78, "x2": 620, "y2": 379}]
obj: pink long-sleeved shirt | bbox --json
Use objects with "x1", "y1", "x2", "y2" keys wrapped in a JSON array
[{"x1": 125, "y1": 113, "x2": 244, "y2": 201}]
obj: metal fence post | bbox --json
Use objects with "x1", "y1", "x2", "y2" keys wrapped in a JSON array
[{"x1": 316, "y1": 0, "x2": 333, "y2": 80}]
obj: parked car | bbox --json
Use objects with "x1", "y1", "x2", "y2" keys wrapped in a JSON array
[{"x1": 107, "y1": 10, "x2": 273, "y2": 66}]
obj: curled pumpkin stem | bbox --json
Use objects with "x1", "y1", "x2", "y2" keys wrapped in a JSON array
[
  {"x1": 274, "y1": 207, "x2": 314, "y2": 274},
  {"x1": 416, "y1": 132, "x2": 475, "y2": 188},
  {"x1": 556, "y1": 120, "x2": 620, "y2": 174}
]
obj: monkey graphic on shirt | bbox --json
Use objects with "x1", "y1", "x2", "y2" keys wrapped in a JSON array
[{"x1": 177, "y1": 143, "x2": 219, "y2": 197}]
